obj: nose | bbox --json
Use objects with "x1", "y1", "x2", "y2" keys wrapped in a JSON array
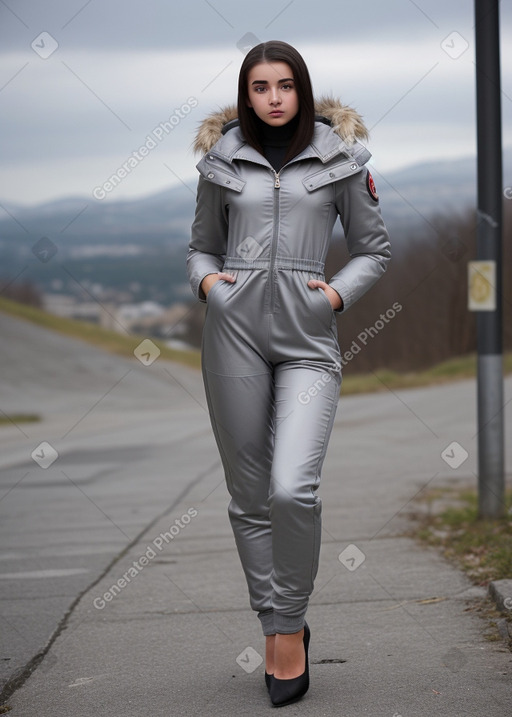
[{"x1": 269, "y1": 87, "x2": 281, "y2": 105}]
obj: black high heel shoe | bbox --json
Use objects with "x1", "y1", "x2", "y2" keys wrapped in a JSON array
[
  {"x1": 269, "y1": 622, "x2": 310, "y2": 707},
  {"x1": 265, "y1": 671, "x2": 273, "y2": 692}
]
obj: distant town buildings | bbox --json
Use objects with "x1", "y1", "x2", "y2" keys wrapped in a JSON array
[{"x1": 43, "y1": 292, "x2": 193, "y2": 347}]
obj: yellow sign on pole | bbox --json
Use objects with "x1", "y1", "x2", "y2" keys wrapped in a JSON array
[{"x1": 468, "y1": 260, "x2": 496, "y2": 311}]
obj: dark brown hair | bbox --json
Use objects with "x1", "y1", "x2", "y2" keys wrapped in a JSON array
[{"x1": 237, "y1": 41, "x2": 315, "y2": 164}]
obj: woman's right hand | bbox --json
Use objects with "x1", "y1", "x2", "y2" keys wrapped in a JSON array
[{"x1": 201, "y1": 272, "x2": 236, "y2": 298}]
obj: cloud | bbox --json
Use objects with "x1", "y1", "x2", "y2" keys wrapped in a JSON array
[
  {"x1": 1, "y1": 0, "x2": 511, "y2": 203},
  {"x1": 0, "y1": 0, "x2": 489, "y2": 53}
]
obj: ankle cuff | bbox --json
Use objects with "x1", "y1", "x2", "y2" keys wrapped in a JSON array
[
  {"x1": 258, "y1": 609, "x2": 275, "y2": 635},
  {"x1": 273, "y1": 612, "x2": 306, "y2": 634}
]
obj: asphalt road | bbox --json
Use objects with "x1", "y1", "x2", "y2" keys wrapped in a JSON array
[{"x1": 0, "y1": 311, "x2": 511, "y2": 716}]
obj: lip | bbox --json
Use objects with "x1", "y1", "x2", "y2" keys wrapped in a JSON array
[{"x1": 269, "y1": 111, "x2": 284, "y2": 116}]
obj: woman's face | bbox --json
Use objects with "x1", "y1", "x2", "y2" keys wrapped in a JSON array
[{"x1": 246, "y1": 61, "x2": 299, "y2": 127}]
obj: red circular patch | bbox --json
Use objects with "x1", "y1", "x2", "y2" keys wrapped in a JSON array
[{"x1": 366, "y1": 170, "x2": 379, "y2": 202}]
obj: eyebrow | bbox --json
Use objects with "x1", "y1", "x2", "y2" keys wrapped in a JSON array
[{"x1": 251, "y1": 77, "x2": 294, "y2": 85}]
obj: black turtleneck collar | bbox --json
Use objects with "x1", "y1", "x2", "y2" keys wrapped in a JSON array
[
  {"x1": 255, "y1": 113, "x2": 299, "y2": 146},
  {"x1": 254, "y1": 114, "x2": 300, "y2": 172}
]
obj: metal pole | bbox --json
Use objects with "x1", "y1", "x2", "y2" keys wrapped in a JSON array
[{"x1": 474, "y1": 0, "x2": 504, "y2": 518}]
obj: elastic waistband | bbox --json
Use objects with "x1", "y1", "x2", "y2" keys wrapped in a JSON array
[{"x1": 223, "y1": 257, "x2": 325, "y2": 273}]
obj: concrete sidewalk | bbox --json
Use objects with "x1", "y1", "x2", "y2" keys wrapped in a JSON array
[
  {"x1": 8, "y1": 480, "x2": 511, "y2": 717},
  {"x1": 1, "y1": 314, "x2": 511, "y2": 715}
]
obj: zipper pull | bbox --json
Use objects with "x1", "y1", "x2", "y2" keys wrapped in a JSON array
[{"x1": 274, "y1": 172, "x2": 280, "y2": 189}]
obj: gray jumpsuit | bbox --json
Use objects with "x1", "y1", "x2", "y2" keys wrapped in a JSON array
[{"x1": 187, "y1": 102, "x2": 391, "y2": 636}]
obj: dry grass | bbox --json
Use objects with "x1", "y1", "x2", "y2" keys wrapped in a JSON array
[
  {"x1": 410, "y1": 485, "x2": 512, "y2": 584},
  {"x1": 1, "y1": 296, "x2": 511, "y2": 396},
  {"x1": 0, "y1": 296, "x2": 201, "y2": 369}
]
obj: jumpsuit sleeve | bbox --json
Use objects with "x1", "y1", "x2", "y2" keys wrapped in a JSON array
[
  {"x1": 187, "y1": 173, "x2": 228, "y2": 302},
  {"x1": 329, "y1": 168, "x2": 391, "y2": 312}
]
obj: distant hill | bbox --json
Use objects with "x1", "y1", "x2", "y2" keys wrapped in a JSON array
[
  {"x1": 1, "y1": 148, "x2": 510, "y2": 305},
  {"x1": 1, "y1": 148, "x2": 510, "y2": 248},
  {"x1": 0, "y1": 183, "x2": 195, "y2": 252}
]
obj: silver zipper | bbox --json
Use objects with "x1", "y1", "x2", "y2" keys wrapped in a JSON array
[{"x1": 268, "y1": 170, "x2": 280, "y2": 312}]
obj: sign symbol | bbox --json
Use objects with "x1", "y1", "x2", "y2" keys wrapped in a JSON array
[
  {"x1": 236, "y1": 646, "x2": 262, "y2": 673},
  {"x1": 468, "y1": 261, "x2": 496, "y2": 311},
  {"x1": 31, "y1": 31, "x2": 59, "y2": 59},
  {"x1": 236, "y1": 32, "x2": 261, "y2": 55},
  {"x1": 31, "y1": 441, "x2": 58, "y2": 468},
  {"x1": 442, "y1": 236, "x2": 466, "y2": 263},
  {"x1": 338, "y1": 543, "x2": 366, "y2": 571},
  {"x1": 32, "y1": 237, "x2": 57, "y2": 262},
  {"x1": 441, "y1": 31, "x2": 469, "y2": 60},
  {"x1": 441, "y1": 441, "x2": 468, "y2": 469},
  {"x1": 236, "y1": 236, "x2": 263, "y2": 261},
  {"x1": 134, "y1": 339, "x2": 160, "y2": 366},
  {"x1": 471, "y1": 271, "x2": 491, "y2": 302}
]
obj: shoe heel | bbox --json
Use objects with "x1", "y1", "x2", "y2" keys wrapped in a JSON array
[{"x1": 265, "y1": 671, "x2": 273, "y2": 692}]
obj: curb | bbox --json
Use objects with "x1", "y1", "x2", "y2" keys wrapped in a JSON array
[
  {"x1": 488, "y1": 579, "x2": 512, "y2": 613},
  {"x1": 488, "y1": 579, "x2": 512, "y2": 645}
]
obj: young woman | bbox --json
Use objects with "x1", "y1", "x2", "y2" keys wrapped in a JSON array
[{"x1": 188, "y1": 40, "x2": 390, "y2": 707}]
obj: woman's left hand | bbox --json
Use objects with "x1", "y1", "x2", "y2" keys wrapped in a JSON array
[{"x1": 307, "y1": 279, "x2": 343, "y2": 311}]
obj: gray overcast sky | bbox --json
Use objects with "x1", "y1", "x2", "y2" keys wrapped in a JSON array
[{"x1": 1, "y1": 0, "x2": 511, "y2": 205}]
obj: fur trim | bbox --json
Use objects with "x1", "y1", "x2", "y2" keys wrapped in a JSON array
[
  {"x1": 314, "y1": 95, "x2": 369, "y2": 145},
  {"x1": 193, "y1": 105, "x2": 238, "y2": 155},
  {"x1": 193, "y1": 96, "x2": 368, "y2": 155}
]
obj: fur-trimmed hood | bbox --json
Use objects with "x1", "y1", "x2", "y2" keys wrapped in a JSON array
[{"x1": 193, "y1": 96, "x2": 369, "y2": 155}]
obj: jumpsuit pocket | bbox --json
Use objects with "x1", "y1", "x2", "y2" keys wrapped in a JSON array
[
  {"x1": 311, "y1": 286, "x2": 335, "y2": 325},
  {"x1": 206, "y1": 278, "x2": 224, "y2": 302},
  {"x1": 205, "y1": 272, "x2": 244, "y2": 313}
]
